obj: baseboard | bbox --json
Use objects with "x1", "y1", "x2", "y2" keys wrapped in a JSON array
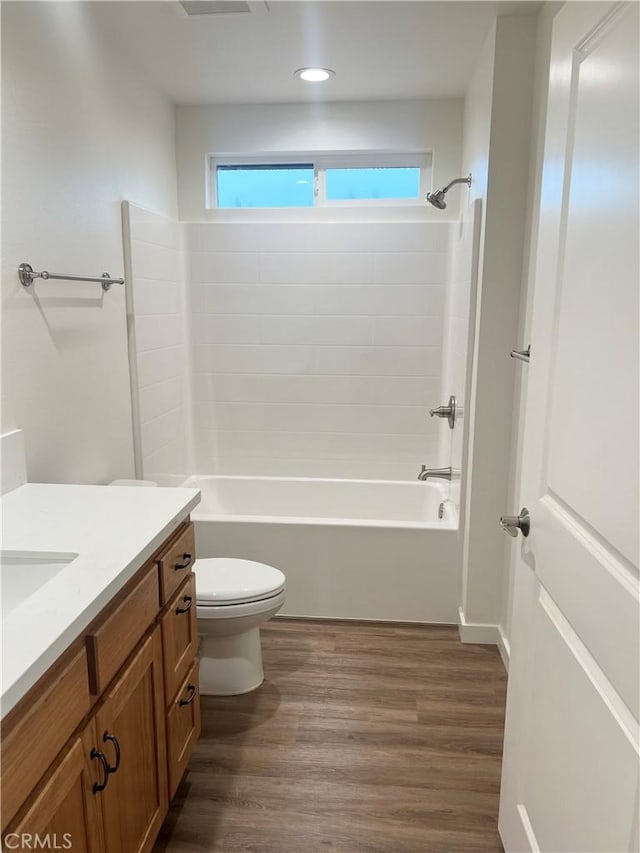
[
  {"x1": 457, "y1": 606, "x2": 499, "y2": 643},
  {"x1": 274, "y1": 614, "x2": 457, "y2": 628},
  {"x1": 457, "y1": 607, "x2": 510, "y2": 672},
  {"x1": 497, "y1": 624, "x2": 511, "y2": 671}
]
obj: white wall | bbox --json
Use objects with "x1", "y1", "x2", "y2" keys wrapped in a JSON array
[
  {"x1": 500, "y1": 2, "x2": 563, "y2": 649},
  {"x1": 172, "y1": 97, "x2": 464, "y2": 479},
  {"x1": 1, "y1": 2, "x2": 178, "y2": 484},
  {"x1": 175, "y1": 99, "x2": 463, "y2": 222},
  {"x1": 458, "y1": 15, "x2": 538, "y2": 645},
  {"x1": 187, "y1": 221, "x2": 450, "y2": 479},
  {"x1": 437, "y1": 199, "x2": 482, "y2": 502},
  {"x1": 458, "y1": 22, "x2": 498, "y2": 635}
]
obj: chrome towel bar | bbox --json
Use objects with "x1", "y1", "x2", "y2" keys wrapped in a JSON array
[
  {"x1": 510, "y1": 345, "x2": 531, "y2": 363},
  {"x1": 18, "y1": 262, "x2": 124, "y2": 292}
]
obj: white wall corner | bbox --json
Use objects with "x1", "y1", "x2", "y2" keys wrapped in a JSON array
[{"x1": 1, "y1": 429, "x2": 27, "y2": 495}]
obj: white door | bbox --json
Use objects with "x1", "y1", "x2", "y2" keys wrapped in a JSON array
[{"x1": 498, "y1": 4, "x2": 639, "y2": 852}]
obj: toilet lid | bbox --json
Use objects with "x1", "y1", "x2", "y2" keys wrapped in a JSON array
[{"x1": 194, "y1": 558, "x2": 286, "y2": 605}]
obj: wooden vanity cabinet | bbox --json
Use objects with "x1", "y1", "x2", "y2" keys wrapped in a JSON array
[
  {"x1": 94, "y1": 627, "x2": 168, "y2": 853},
  {"x1": 0, "y1": 646, "x2": 91, "y2": 830},
  {"x1": 1, "y1": 520, "x2": 200, "y2": 852},
  {"x1": 6, "y1": 720, "x2": 104, "y2": 853}
]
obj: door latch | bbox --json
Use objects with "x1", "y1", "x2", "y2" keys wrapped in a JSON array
[{"x1": 500, "y1": 507, "x2": 531, "y2": 538}]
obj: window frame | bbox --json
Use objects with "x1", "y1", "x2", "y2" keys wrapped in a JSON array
[{"x1": 207, "y1": 151, "x2": 432, "y2": 210}]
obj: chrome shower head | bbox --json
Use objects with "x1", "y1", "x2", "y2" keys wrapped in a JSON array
[
  {"x1": 426, "y1": 189, "x2": 448, "y2": 209},
  {"x1": 426, "y1": 174, "x2": 472, "y2": 209}
]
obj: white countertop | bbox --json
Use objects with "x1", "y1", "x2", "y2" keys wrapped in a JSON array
[{"x1": 0, "y1": 483, "x2": 200, "y2": 717}]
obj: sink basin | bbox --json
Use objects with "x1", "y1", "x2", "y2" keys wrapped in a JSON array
[{"x1": 0, "y1": 550, "x2": 78, "y2": 616}]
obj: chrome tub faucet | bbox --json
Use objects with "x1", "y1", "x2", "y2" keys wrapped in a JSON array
[{"x1": 417, "y1": 465, "x2": 459, "y2": 481}]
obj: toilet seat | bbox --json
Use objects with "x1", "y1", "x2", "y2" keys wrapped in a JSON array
[{"x1": 194, "y1": 558, "x2": 285, "y2": 606}]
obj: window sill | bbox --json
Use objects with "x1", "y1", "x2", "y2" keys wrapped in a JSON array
[{"x1": 196, "y1": 205, "x2": 455, "y2": 224}]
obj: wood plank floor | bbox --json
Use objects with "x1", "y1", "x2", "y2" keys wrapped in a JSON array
[{"x1": 154, "y1": 619, "x2": 507, "y2": 853}]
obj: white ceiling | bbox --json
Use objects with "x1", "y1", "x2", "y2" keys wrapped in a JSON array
[{"x1": 93, "y1": 0, "x2": 541, "y2": 105}]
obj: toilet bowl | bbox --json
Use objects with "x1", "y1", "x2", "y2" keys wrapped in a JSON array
[{"x1": 194, "y1": 558, "x2": 286, "y2": 696}]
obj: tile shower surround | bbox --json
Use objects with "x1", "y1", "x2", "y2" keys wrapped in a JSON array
[
  {"x1": 187, "y1": 222, "x2": 450, "y2": 480},
  {"x1": 125, "y1": 211, "x2": 455, "y2": 481},
  {"x1": 126, "y1": 205, "x2": 188, "y2": 482}
]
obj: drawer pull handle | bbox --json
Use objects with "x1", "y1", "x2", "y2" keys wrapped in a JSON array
[
  {"x1": 176, "y1": 595, "x2": 193, "y2": 615},
  {"x1": 174, "y1": 553, "x2": 192, "y2": 571},
  {"x1": 91, "y1": 749, "x2": 110, "y2": 793},
  {"x1": 103, "y1": 731, "x2": 121, "y2": 774},
  {"x1": 179, "y1": 683, "x2": 197, "y2": 707}
]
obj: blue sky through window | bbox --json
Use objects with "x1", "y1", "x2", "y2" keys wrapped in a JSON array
[
  {"x1": 326, "y1": 167, "x2": 420, "y2": 201},
  {"x1": 216, "y1": 163, "x2": 423, "y2": 208},
  {"x1": 217, "y1": 164, "x2": 314, "y2": 208}
]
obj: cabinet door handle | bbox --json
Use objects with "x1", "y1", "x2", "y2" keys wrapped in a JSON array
[
  {"x1": 176, "y1": 594, "x2": 193, "y2": 615},
  {"x1": 102, "y1": 731, "x2": 121, "y2": 774},
  {"x1": 179, "y1": 683, "x2": 197, "y2": 706},
  {"x1": 91, "y1": 749, "x2": 110, "y2": 793},
  {"x1": 174, "y1": 553, "x2": 192, "y2": 571}
]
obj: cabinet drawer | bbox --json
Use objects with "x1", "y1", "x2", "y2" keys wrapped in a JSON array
[
  {"x1": 166, "y1": 661, "x2": 201, "y2": 800},
  {"x1": 0, "y1": 646, "x2": 91, "y2": 832},
  {"x1": 86, "y1": 563, "x2": 160, "y2": 695},
  {"x1": 161, "y1": 573, "x2": 198, "y2": 706},
  {"x1": 157, "y1": 522, "x2": 195, "y2": 605}
]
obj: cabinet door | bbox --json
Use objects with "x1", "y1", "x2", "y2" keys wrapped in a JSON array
[
  {"x1": 4, "y1": 720, "x2": 104, "y2": 852},
  {"x1": 0, "y1": 645, "x2": 91, "y2": 832},
  {"x1": 95, "y1": 627, "x2": 168, "y2": 853}
]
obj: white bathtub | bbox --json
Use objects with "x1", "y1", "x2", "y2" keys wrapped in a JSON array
[{"x1": 185, "y1": 475, "x2": 459, "y2": 623}]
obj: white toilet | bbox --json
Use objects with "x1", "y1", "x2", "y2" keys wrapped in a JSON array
[{"x1": 193, "y1": 558, "x2": 286, "y2": 696}]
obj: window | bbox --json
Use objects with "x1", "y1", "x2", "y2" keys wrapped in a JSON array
[
  {"x1": 325, "y1": 167, "x2": 421, "y2": 202},
  {"x1": 216, "y1": 163, "x2": 315, "y2": 208},
  {"x1": 209, "y1": 153, "x2": 431, "y2": 209}
]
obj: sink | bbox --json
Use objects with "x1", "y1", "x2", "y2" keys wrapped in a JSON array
[{"x1": 0, "y1": 550, "x2": 78, "y2": 616}]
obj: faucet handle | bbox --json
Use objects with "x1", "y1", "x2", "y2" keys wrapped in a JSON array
[{"x1": 428, "y1": 395, "x2": 457, "y2": 429}]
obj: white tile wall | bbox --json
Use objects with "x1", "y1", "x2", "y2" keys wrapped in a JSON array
[
  {"x1": 187, "y1": 222, "x2": 450, "y2": 479},
  {"x1": 124, "y1": 203, "x2": 189, "y2": 483}
]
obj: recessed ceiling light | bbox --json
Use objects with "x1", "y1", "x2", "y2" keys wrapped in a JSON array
[{"x1": 295, "y1": 67, "x2": 335, "y2": 83}]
